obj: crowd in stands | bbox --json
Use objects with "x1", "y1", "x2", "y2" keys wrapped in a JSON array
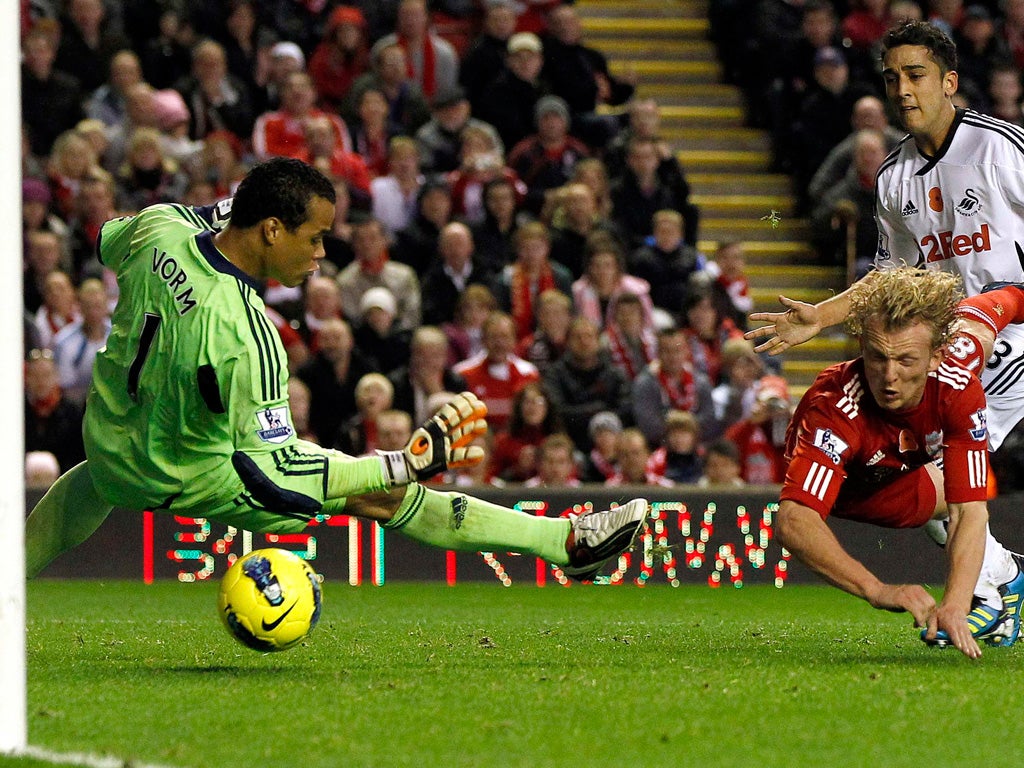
[{"x1": 21, "y1": 0, "x2": 790, "y2": 491}]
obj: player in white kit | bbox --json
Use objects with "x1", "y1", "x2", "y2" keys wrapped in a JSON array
[{"x1": 747, "y1": 20, "x2": 1024, "y2": 646}]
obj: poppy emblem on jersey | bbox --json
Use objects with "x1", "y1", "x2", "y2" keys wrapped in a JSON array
[
  {"x1": 256, "y1": 406, "x2": 294, "y2": 444},
  {"x1": 898, "y1": 429, "x2": 918, "y2": 453},
  {"x1": 928, "y1": 187, "x2": 944, "y2": 212},
  {"x1": 955, "y1": 189, "x2": 982, "y2": 217}
]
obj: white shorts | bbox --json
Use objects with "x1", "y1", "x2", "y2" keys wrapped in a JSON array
[{"x1": 980, "y1": 323, "x2": 1024, "y2": 452}]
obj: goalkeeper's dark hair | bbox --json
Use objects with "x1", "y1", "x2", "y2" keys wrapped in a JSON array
[
  {"x1": 880, "y1": 21, "x2": 958, "y2": 74},
  {"x1": 230, "y1": 158, "x2": 336, "y2": 231}
]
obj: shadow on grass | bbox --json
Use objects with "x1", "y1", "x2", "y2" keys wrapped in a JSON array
[{"x1": 157, "y1": 664, "x2": 302, "y2": 675}]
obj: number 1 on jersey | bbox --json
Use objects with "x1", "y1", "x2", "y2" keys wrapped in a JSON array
[{"x1": 127, "y1": 313, "x2": 161, "y2": 401}]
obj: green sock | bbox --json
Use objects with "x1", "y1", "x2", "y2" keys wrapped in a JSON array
[
  {"x1": 26, "y1": 461, "x2": 113, "y2": 578},
  {"x1": 386, "y1": 484, "x2": 572, "y2": 564}
]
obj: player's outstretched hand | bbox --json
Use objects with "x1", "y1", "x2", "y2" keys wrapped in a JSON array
[
  {"x1": 868, "y1": 583, "x2": 935, "y2": 623},
  {"x1": 924, "y1": 602, "x2": 983, "y2": 659},
  {"x1": 380, "y1": 392, "x2": 488, "y2": 485},
  {"x1": 745, "y1": 295, "x2": 822, "y2": 356}
]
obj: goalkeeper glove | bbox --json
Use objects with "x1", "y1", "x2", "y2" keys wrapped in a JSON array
[{"x1": 378, "y1": 391, "x2": 488, "y2": 485}]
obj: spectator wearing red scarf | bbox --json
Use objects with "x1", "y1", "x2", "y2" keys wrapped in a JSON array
[
  {"x1": 376, "y1": 0, "x2": 459, "y2": 101},
  {"x1": 632, "y1": 327, "x2": 716, "y2": 447},
  {"x1": 492, "y1": 221, "x2": 573, "y2": 341}
]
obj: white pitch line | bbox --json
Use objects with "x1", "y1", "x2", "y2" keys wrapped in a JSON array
[{"x1": 11, "y1": 745, "x2": 188, "y2": 768}]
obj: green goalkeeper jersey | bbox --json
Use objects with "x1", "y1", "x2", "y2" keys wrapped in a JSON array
[{"x1": 84, "y1": 203, "x2": 388, "y2": 528}]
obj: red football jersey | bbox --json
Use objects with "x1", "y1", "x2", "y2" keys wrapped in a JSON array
[
  {"x1": 781, "y1": 358, "x2": 989, "y2": 527},
  {"x1": 452, "y1": 353, "x2": 540, "y2": 432}
]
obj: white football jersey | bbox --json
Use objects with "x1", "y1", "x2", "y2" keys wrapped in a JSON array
[
  {"x1": 874, "y1": 108, "x2": 1024, "y2": 450},
  {"x1": 874, "y1": 108, "x2": 1024, "y2": 295}
]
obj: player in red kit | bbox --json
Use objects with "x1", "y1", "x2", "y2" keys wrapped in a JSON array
[
  {"x1": 748, "y1": 20, "x2": 1024, "y2": 647},
  {"x1": 777, "y1": 268, "x2": 1022, "y2": 658}
]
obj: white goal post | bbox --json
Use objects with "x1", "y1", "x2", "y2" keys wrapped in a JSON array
[{"x1": 1, "y1": 0, "x2": 27, "y2": 753}]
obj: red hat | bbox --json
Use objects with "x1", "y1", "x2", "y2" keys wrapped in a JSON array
[{"x1": 328, "y1": 6, "x2": 366, "y2": 31}]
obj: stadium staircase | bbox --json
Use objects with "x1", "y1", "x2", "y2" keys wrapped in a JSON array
[{"x1": 577, "y1": 0, "x2": 856, "y2": 393}]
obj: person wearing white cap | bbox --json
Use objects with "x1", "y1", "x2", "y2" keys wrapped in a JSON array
[
  {"x1": 270, "y1": 41, "x2": 306, "y2": 69},
  {"x1": 475, "y1": 31, "x2": 548, "y2": 150},
  {"x1": 353, "y1": 286, "x2": 412, "y2": 376},
  {"x1": 360, "y1": 285, "x2": 399, "y2": 318},
  {"x1": 261, "y1": 40, "x2": 307, "y2": 110},
  {"x1": 26, "y1": 451, "x2": 61, "y2": 492}
]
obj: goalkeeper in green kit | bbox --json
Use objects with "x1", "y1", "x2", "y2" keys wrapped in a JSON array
[{"x1": 26, "y1": 158, "x2": 647, "y2": 581}]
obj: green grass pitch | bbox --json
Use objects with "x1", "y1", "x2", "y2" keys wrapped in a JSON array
[{"x1": 6, "y1": 580, "x2": 1023, "y2": 768}]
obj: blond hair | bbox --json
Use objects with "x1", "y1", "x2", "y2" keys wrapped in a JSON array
[
  {"x1": 846, "y1": 267, "x2": 962, "y2": 349},
  {"x1": 354, "y1": 372, "x2": 394, "y2": 401}
]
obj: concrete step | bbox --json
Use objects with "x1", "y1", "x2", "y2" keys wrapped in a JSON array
[
  {"x1": 596, "y1": 39, "x2": 719, "y2": 60},
  {"x1": 610, "y1": 60, "x2": 723, "y2": 84},
  {"x1": 597, "y1": 103, "x2": 747, "y2": 126},
  {"x1": 657, "y1": 105, "x2": 745, "y2": 126},
  {"x1": 668, "y1": 127, "x2": 771, "y2": 151},
  {"x1": 581, "y1": 17, "x2": 710, "y2": 38},
  {"x1": 676, "y1": 148, "x2": 773, "y2": 172},
  {"x1": 698, "y1": 239, "x2": 819, "y2": 263},
  {"x1": 750, "y1": 288, "x2": 838, "y2": 319},
  {"x1": 636, "y1": 83, "x2": 744, "y2": 107},
  {"x1": 578, "y1": 0, "x2": 709, "y2": 19},
  {"x1": 689, "y1": 172, "x2": 793, "y2": 195},
  {"x1": 700, "y1": 217, "x2": 812, "y2": 240},
  {"x1": 745, "y1": 264, "x2": 844, "y2": 289},
  {"x1": 690, "y1": 192, "x2": 797, "y2": 218}
]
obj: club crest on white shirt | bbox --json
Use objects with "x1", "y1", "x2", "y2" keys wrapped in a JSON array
[
  {"x1": 954, "y1": 188, "x2": 982, "y2": 217},
  {"x1": 876, "y1": 232, "x2": 892, "y2": 263}
]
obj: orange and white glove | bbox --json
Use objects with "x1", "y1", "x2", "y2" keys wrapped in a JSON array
[{"x1": 378, "y1": 392, "x2": 488, "y2": 485}]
